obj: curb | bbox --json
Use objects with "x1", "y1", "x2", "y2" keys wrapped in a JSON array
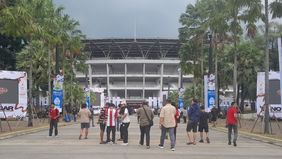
[
  {"x1": 212, "y1": 126, "x2": 282, "y2": 147},
  {"x1": 0, "y1": 122, "x2": 74, "y2": 140}
]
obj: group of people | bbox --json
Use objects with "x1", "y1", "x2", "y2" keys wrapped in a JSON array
[
  {"x1": 97, "y1": 101, "x2": 130, "y2": 145},
  {"x1": 48, "y1": 98, "x2": 239, "y2": 151}
]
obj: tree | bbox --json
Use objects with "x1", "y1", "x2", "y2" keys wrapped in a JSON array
[{"x1": 0, "y1": 0, "x2": 86, "y2": 126}]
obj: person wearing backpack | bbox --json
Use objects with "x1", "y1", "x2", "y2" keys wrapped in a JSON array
[{"x1": 136, "y1": 101, "x2": 154, "y2": 149}]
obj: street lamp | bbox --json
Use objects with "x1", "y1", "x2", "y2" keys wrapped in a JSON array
[{"x1": 207, "y1": 31, "x2": 213, "y2": 74}]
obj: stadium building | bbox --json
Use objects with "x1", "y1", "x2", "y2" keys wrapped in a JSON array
[{"x1": 76, "y1": 39, "x2": 192, "y2": 107}]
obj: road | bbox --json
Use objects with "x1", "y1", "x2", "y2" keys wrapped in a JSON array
[{"x1": 0, "y1": 115, "x2": 282, "y2": 159}]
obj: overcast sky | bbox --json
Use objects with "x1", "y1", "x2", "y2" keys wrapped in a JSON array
[{"x1": 53, "y1": 0, "x2": 196, "y2": 39}]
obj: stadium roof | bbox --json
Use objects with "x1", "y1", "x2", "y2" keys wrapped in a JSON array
[{"x1": 83, "y1": 39, "x2": 180, "y2": 59}]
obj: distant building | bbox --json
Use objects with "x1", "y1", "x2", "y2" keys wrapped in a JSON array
[{"x1": 76, "y1": 39, "x2": 193, "y2": 107}]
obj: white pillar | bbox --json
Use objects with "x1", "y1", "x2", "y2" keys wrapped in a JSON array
[
  {"x1": 125, "y1": 63, "x2": 127, "y2": 99},
  {"x1": 88, "y1": 64, "x2": 92, "y2": 89},
  {"x1": 106, "y1": 64, "x2": 110, "y2": 97},
  {"x1": 143, "y1": 63, "x2": 145, "y2": 99},
  {"x1": 160, "y1": 63, "x2": 164, "y2": 99}
]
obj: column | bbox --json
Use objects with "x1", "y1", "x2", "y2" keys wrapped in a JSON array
[
  {"x1": 125, "y1": 63, "x2": 127, "y2": 99},
  {"x1": 160, "y1": 63, "x2": 164, "y2": 94},
  {"x1": 143, "y1": 63, "x2": 145, "y2": 99},
  {"x1": 106, "y1": 64, "x2": 110, "y2": 97},
  {"x1": 178, "y1": 67, "x2": 181, "y2": 89},
  {"x1": 88, "y1": 64, "x2": 92, "y2": 89}
]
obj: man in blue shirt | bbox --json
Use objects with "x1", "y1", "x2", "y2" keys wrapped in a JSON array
[{"x1": 186, "y1": 98, "x2": 200, "y2": 145}]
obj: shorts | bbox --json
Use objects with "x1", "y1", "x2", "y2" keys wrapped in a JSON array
[
  {"x1": 186, "y1": 121, "x2": 197, "y2": 133},
  {"x1": 81, "y1": 123, "x2": 90, "y2": 129},
  {"x1": 198, "y1": 124, "x2": 209, "y2": 132},
  {"x1": 100, "y1": 123, "x2": 106, "y2": 131}
]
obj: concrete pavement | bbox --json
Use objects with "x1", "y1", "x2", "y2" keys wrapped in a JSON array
[{"x1": 0, "y1": 115, "x2": 282, "y2": 159}]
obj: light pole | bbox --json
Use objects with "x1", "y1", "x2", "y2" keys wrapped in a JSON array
[{"x1": 208, "y1": 32, "x2": 213, "y2": 74}]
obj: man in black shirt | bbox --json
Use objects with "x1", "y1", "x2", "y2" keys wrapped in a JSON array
[{"x1": 198, "y1": 106, "x2": 210, "y2": 143}]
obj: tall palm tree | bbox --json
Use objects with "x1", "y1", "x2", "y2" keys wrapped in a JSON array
[{"x1": 225, "y1": 0, "x2": 262, "y2": 104}]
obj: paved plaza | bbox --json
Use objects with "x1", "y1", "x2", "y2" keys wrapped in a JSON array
[{"x1": 0, "y1": 116, "x2": 282, "y2": 159}]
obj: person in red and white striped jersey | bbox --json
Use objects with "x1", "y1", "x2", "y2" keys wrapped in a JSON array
[{"x1": 106, "y1": 103, "x2": 118, "y2": 144}]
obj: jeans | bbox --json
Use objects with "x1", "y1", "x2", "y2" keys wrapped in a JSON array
[
  {"x1": 49, "y1": 119, "x2": 58, "y2": 136},
  {"x1": 106, "y1": 126, "x2": 116, "y2": 142},
  {"x1": 228, "y1": 124, "x2": 238, "y2": 142},
  {"x1": 160, "y1": 126, "x2": 175, "y2": 148},
  {"x1": 139, "y1": 125, "x2": 151, "y2": 146},
  {"x1": 121, "y1": 122, "x2": 130, "y2": 143}
]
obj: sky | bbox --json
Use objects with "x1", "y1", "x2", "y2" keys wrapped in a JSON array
[{"x1": 53, "y1": 0, "x2": 196, "y2": 39}]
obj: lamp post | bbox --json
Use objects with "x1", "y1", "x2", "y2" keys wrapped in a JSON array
[{"x1": 208, "y1": 32, "x2": 213, "y2": 74}]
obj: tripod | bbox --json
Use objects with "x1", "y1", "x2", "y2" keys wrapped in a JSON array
[
  {"x1": 251, "y1": 107, "x2": 264, "y2": 133},
  {"x1": 0, "y1": 104, "x2": 12, "y2": 132},
  {"x1": 251, "y1": 105, "x2": 282, "y2": 134}
]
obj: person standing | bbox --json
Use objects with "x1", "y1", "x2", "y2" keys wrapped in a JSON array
[
  {"x1": 186, "y1": 98, "x2": 200, "y2": 145},
  {"x1": 182, "y1": 107, "x2": 187, "y2": 124},
  {"x1": 136, "y1": 101, "x2": 154, "y2": 149},
  {"x1": 106, "y1": 103, "x2": 118, "y2": 144},
  {"x1": 226, "y1": 102, "x2": 238, "y2": 146},
  {"x1": 116, "y1": 104, "x2": 122, "y2": 132},
  {"x1": 158, "y1": 99, "x2": 176, "y2": 151},
  {"x1": 120, "y1": 101, "x2": 130, "y2": 145},
  {"x1": 77, "y1": 103, "x2": 92, "y2": 140},
  {"x1": 48, "y1": 104, "x2": 60, "y2": 137},
  {"x1": 171, "y1": 102, "x2": 180, "y2": 141},
  {"x1": 210, "y1": 106, "x2": 218, "y2": 127},
  {"x1": 72, "y1": 107, "x2": 78, "y2": 122},
  {"x1": 97, "y1": 103, "x2": 109, "y2": 144},
  {"x1": 198, "y1": 106, "x2": 210, "y2": 143}
]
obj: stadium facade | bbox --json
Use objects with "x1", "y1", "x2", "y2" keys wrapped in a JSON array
[{"x1": 76, "y1": 39, "x2": 192, "y2": 106}]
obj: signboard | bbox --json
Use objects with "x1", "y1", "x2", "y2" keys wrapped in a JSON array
[
  {"x1": 0, "y1": 71, "x2": 27, "y2": 118},
  {"x1": 178, "y1": 97, "x2": 184, "y2": 109},
  {"x1": 204, "y1": 74, "x2": 215, "y2": 112},
  {"x1": 52, "y1": 74, "x2": 64, "y2": 112},
  {"x1": 256, "y1": 72, "x2": 282, "y2": 119}
]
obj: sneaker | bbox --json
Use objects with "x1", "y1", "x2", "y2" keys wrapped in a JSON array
[
  {"x1": 158, "y1": 144, "x2": 164, "y2": 149},
  {"x1": 55, "y1": 135, "x2": 58, "y2": 138},
  {"x1": 199, "y1": 139, "x2": 204, "y2": 143},
  {"x1": 121, "y1": 143, "x2": 128, "y2": 146},
  {"x1": 79, "y1": 135, "x2": 82, "y2": 140},
  {"x1": 206, "y1": 137, "x2": 210, "y2": 144},
  {"x1": 233, "y1": 141, "x2": 237, "y2": 147},
  {"x1": 146, "y1": 146, "x2": 150, "y2": 149},
  {"x1": 171, "y1": 147, "x2": 175, "y2": 151}
]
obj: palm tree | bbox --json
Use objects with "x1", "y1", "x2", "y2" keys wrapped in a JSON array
[{"x1": 224, "y1": 0, "x2": 262, "y2": 104}]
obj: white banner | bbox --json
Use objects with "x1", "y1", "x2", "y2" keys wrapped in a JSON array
[
  {"x1": 256, "y1": 72, "x2": 282, "y2": 119},
  {"x1": 0, "y1": 71, "x2": 27, "y2": 118}
]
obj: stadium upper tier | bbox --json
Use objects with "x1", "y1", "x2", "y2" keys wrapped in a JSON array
[{"x1": 83, "y1": 39, "x2": 180, "y2": 59}]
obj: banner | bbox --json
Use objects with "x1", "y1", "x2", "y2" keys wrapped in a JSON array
[
  {"x1": 256, "y1": 72, "x2": 282, "y2": 119},
  {"x1": 52, "y1": 74, "x2": 64, "y2": 112},
  {"x1": 204, "y1": 74, "x2": 215, "y2": 112},
  {"x1": 84, "y1": 87, "x2": 90, "y2": 108},
  {"x1": 0, "y1": 71, "x2": 27, "y2": 118},
  {"x1": 178, "y1": 97, "x2": 184, "y2": 109}
]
